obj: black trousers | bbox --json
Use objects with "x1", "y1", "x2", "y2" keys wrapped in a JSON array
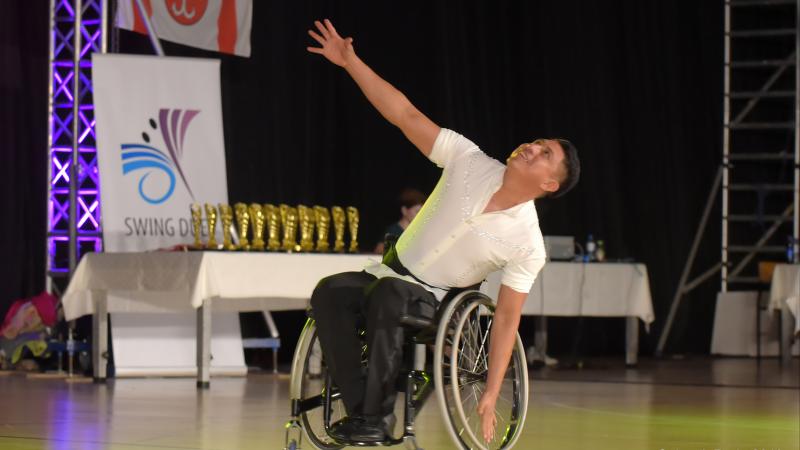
[{"x1": 309, "y1": 271, "x2": 438, "y2": 417}]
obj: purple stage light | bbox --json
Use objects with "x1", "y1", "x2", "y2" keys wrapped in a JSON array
[
  {"x1": 52, "y1": 157, "x2": 69, "y2": 184},
  {"x1": 77, "y1": 113, "x2": 94, "y2": 143},
  {"x1": 77, "y1": 197, "x2": 98, "y2": 228},
  {"x1": 53, "y1": 72, "x2": 74, "y2": 101},
  {"x1": 51, "y1": 197, "x2": 69, "y2": 230}
]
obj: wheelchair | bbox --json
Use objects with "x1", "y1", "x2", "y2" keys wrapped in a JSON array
[{"x1": 284, "y1": 288, "x2": 529, "y2": 450}]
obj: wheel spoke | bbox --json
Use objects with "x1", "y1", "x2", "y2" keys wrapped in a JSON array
[
  {"x1": 468, "y1": 311, "x2": 482, "y2": 370},
  {"x1": 475, "y1": 317, "x2": 492, "y2": 373},
  {"x1": 496, "y1": 392, "x2": 513, "y2": 407},
  {"x1": 458, "y1": 340, "x2": 476, "y2": 368},
  {"x1": 459, "y1": 378, "x2": 485, "y2": 387},
  {"x1": 475, "y1": 319, "x2": 485, "y2": 372},
  {"x1": 460, "y1": 384, "x2": 479, "y2": 405},
  {"x1": 467, "y1": 380, "x2": 479, "y2": 403}
]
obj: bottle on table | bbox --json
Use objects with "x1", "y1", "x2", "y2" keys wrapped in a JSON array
[
  {"x1": 596, "y1": 240, "x2": 606, "y2": 262},
  {"x1": 585, "y1": 234, "x2": 596, "y2": 262}
]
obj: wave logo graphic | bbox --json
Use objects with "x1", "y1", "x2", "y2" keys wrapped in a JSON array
[{"x1": 121, "y1": 108, "x2": 200, "y2": 205}]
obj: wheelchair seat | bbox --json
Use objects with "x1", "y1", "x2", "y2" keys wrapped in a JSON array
[{"x1": 398, "y1": 283, "x2": 480, "y2": 344}]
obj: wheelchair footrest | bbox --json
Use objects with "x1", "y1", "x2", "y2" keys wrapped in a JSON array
[{"x1": 336, "y1": 436, "x2": 405, "y2": 447}]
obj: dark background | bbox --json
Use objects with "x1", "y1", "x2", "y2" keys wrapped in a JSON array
[{"x1": 1, "y1": 0, "x2": 723, "y2": 362}]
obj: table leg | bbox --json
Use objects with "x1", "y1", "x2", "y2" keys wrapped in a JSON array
[
  {"x1": 262, "y1": 311, "x2": 280, "y2": 374},
  {"x1": 92, "y1": 292, "x2": 108, "y2": 383},
  {"x1": 197, "y1": 300, "x2": 211, "y2": 389},
  {"x1": 534, "y1": 316, "x2": 548, "y2": 356},
  {"x1": 780, "y1": 302, "x2": 794, "y2": 366},
  {"x1": 625, "y1": 317, "x2": 639, "y2": 366},
  {"x1": 526, "y1": 316, "x2": 551, "y2": 365}
]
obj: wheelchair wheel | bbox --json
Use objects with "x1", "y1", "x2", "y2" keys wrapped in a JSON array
[
  {"x1": 433, "y1": 291, "x2": 529, "y2": 450},
  {"x1": 288, "y1": 319, "x2": 347, "y2": 450}
]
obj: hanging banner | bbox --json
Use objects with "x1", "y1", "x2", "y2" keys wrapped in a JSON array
[
  {"x1": 116, "y1": 0, "x2": 253, "y2": 57},
  {"x1": 93, "y1": 53, "x2": 228, "y2": 252}
]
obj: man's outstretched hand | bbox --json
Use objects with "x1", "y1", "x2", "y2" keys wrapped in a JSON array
[
  {"x1": 477, "y1": 393, "x2": 498, "y2": 444},
  {"x1": 305, "y1": 17, "x2": 440, "y2": 157},
  {"x1": 307, "y1": 19, "x2": 354, "y2": 67}
]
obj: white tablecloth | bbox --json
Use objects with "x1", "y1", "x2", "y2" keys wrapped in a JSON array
[
  {"x1": 63, "y1": 252, "x2": 379, "y2": 320},
  {"x1": 65, "y1": 254, "x2": 655, "y2": 325},
  {"x1": 770, "y1": 264, "x2": 800, "y2": 334},
  {"x1": 482, "y1": 261, "x2": 655, "y2": 325},
  {"x1": 64, "y1": 253, "x2": 655, "y2": 376}
]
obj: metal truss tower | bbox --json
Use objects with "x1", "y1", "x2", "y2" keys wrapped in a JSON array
[
  {"x1": 657, "y1": 0, "x2": 798, "y2": 355},
  {"x1": 722, "y1": 0, "x2": 799, "y2": 288},
  {"x1": 46, "y1": 0, "x2": 107, "y2": 292}
]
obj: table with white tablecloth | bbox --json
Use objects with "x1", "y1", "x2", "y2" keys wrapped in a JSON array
[
  {"x1": 64, "y1": 253, "x2": 655, "y2": 383},
  {"x1": 769, "y1": 264, "x2": 800, "y2": 365},
  {"x1": 63, "y1": 251, "x2": 377, "y2": 384},
  {"x1": 482, "y1": 261, "x2": 655, "y2": 365}
]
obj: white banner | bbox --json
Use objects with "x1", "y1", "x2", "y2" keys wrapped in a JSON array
[
  {"x1": 116, "y1": 0, "x2": 252, "y2": 57},
  {"x1": 93, "y1": 54, "x2": 228, "y2": 252}
]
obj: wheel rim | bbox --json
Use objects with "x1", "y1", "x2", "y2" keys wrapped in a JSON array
[
  {"x1": 436, "y1": 293, "x2": 529, "y2": 450},
  {"x1": 434, "y1": 293, "x2": 482, "y2": 449},
  {"x1": 295, "y1": 322, "x2": 346, "y2": 450},
  {"x1": 450, "y1": 300, "x2": 491, "y2": 449}
]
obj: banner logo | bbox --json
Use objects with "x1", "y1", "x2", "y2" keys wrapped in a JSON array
[
  {"x1": 166, "y1": 0, "x2": 208, "y2": 26},
  {"x1": 121, "y1": 108, "x2": 199, "y2": 204}
]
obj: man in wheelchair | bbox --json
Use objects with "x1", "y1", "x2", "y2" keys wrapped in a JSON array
[{"x1": 306, "y1": 19, "x2": 581, "y2": 445}]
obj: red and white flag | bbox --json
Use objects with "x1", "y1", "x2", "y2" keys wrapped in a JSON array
[{"x1": 116, "y1": 0, "x2": 252, "y2": 57}]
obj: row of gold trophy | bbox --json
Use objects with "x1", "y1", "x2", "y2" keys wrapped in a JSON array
[{"x1": 190, "y1": 203, "x2": 360, "y2": 253}]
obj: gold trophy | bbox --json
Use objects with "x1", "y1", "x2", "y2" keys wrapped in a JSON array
[
  {"x1": 249, "y1": 203, "x2": 266, "y2": 251},
  {"x1": 234, "y1": 202, "x2": 250, "y2": 250},
  {"x1": 204, "y1": 203, "x2": 219, "y2": 249},
  {"x1": 347, "y1": 206, "x2": 360, "y2": 253},
  {"x1": 298, "y1": 205, "x2": 316, "y2": 252},
  {"x1": 279, "y1": 204, "x2": 289, "y2": 249},
  {"x1": 264, "y1": 204, "x2": 281, "y2": 251},
  {"x1": 281, "y1": 204, "x2": 300, "y2": 252},
  {"x1": 218, "y1": 203, "x2": 237, "y2": 251},
  {"x1": 314, "y1": 206, "x2": 331, "y2": 252},
  {"x1": 190, "y1": 203, "x2": 203, "y2": 249},
  {"x1": 279, "y1": 204, "x2": 289, "y2": 234},
  {"x1": 332, "y1": 206, "x2": 346, "y2": 253}
]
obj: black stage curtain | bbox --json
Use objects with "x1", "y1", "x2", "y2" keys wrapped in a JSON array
[
  {"x1": 0, "y1": 1, "x2": 50, "y2": 321},
  {"x1": 4, "y1": 0, "x2": 723, "y2": 357}
]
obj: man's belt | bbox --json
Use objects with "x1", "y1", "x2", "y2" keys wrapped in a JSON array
[{"x1": 382, "y1": 237, "x2": 450, "y2": 292}]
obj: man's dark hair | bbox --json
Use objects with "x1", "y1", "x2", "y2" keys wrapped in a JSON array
[
  {"x1": 551, "y1": 138, "x2": 580, "y2": 198},
  {"x1": 398, "y1": 188, "x2": 427, "y2": 208}
]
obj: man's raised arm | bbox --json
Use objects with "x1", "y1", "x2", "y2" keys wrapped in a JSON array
[{"x1": 307, "y1": 19, "x2": 440, "y2": 157}]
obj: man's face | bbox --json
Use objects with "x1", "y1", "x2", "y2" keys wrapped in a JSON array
[
  {"x1": 401, "y1": 204, "x2": 423, "y2": 222},
  {"x1": 506, "y1": 139, "x2": 566, "y2": 195}
]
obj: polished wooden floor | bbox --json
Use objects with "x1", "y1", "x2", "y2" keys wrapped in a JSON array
[{"x1": 0, "y1": 358, "x2": 797, "y2": 450}]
